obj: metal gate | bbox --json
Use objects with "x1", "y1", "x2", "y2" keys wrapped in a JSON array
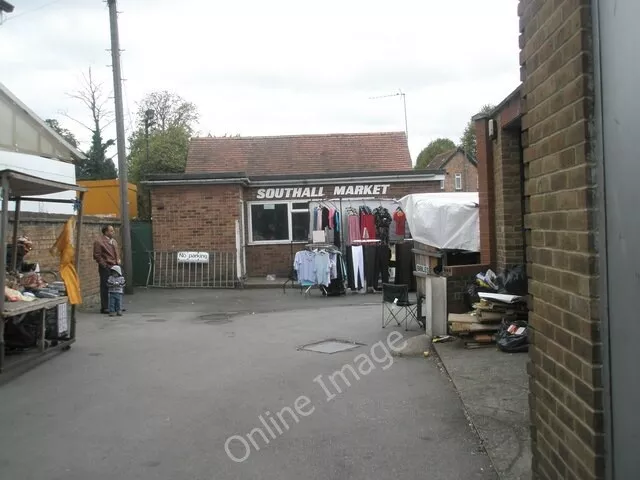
[
  {"x1": 148, "y1": 251, "x2": 240, "y2": 288},
  {"x1": 131, "y1": 220, "x2": 153, "y2": 286}
]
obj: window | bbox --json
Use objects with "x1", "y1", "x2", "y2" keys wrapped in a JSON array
[
  {"x1": 455, "y1": 173, "x2": 462, "y2": 191},
  {"x1": 249, "y1": 201, "x2": 310, "y2": 244}
]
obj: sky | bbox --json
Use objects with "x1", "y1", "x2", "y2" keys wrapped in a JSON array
[{"x1": 1, "y1": 0, "x2": 521, "y2": 164}]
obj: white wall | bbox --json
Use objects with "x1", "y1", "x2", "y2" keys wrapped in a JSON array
[{"x1": 0, "y1": 150, "x2": 76, "y2": 215}]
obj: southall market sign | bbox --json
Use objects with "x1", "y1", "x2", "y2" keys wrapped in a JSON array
[{"x1": 255, "y1": 184, "x2": 391, "y2": 200}]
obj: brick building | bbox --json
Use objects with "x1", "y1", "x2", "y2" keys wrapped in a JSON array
[
  {"x1": 423, "y1": 147, "x2": 478, "y2": 192},
  {"x1": 145, "y1": 132, "x2": 446, "y2": 279},
  {"x1": 470, "y1": 0, "x2": 637, "y2": 478}
]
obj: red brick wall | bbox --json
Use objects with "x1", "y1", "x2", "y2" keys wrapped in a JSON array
[
  {"x1": 442, "y1": 152, "x2": 479, "y2": 193},
  {"x1": 519, "y1": 0, "x2": 603, "y2": 479},
  {"x1": 151, "y1": 184, "x2": 242, "y2": 252},
  {"x1": 6, "y1": 213, "x2": 121, "y2": 307}
]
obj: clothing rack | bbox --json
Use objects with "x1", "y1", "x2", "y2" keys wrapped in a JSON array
[{"x1": 292, "y1": 244, "x2": 347, "y2": 297}]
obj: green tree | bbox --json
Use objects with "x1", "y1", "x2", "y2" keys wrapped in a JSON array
[
  {"x1": 127, "y1": 91, "x2": 199, "y2": 218},
  {"x1": 459, "y1": 104, "x2": 494, "y2": 159},
  {"x1": 414, "y1": 138, "x2": 456, "y2": 169},
  {"x1": 64, "y1": 68, "x2": 117, "y2": 180},
  {"x1": 44, "y1": 119, "x2": 79, "y2": 149}
]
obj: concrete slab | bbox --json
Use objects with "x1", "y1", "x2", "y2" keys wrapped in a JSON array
[
  {"x1": 1, "y1": 289, "x2": 497, "y2": 480},
  {"x1": 433, "y1": 339, "x2": 531, "y2": 480}
]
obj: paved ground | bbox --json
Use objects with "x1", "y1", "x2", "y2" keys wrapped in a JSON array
[
  {"x1": 0, "y1": 289, "x2": 496, "y2": 480},
  {"x1": 434, "y1": 340, "x2": 531, "y2": 480}
]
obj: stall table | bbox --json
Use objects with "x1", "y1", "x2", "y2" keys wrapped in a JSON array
[{"x1": 0, "y1": 169, "x2": 86, "y2": 380}]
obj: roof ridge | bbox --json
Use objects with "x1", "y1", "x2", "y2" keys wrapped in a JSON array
[{"x1": 191, "y1": 131, "x2": 407, "y2": 141}]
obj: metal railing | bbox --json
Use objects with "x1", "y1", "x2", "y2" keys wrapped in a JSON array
[{"x1": 147, "y1": 251, "x2": 242, "y2": 288}]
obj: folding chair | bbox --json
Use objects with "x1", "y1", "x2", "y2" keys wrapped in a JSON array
[{"x1": 381, "y1": 283, "x2": 420, "y2": 331}]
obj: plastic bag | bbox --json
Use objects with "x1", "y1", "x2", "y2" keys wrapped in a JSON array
[
  {"x1": 496, "y1": 265, "x2": 527, "y2": 296},
  {"x1": 496, "y1": 319, "x2": 529, "y2": 353}
]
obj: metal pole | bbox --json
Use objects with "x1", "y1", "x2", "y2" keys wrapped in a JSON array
[
  {"x1": 0, "y1": 174, "x2": 10, "y2": 371},
  {"x1": 11, "y1": 198, "x2": 20, "y2": 271},
  {"x1": 70, "y1": 192, "x2": 85, "y2": 340},
  {"x1": 400, "y1": 91, "x2": 408, "y2": 143},
  {"x1": 107, "y1": 0, "x2": 133, "y2": 294}
]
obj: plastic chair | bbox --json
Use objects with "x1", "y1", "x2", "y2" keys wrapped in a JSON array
[{"x1": 381, "y1": 283, "x2": 420, "y2": 331}]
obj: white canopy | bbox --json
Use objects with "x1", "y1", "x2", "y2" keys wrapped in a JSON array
[{"x1": 399, "y1": 192, "x2": 480, "y2": 251}]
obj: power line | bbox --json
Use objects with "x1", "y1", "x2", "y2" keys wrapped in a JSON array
[{"x1": 2, "y1": 0, "x2": 63, "y2": 23}]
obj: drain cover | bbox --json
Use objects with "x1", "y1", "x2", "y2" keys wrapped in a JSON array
[
  {"x1": 198, "y1": 313, "x2": 233, "y2": 325},
  {"x1": 299, "y1": 339, "x2": 364, "y2": 354},
  {"x1": 146, "y1": 318, "x2": 167, "y2": 323}
]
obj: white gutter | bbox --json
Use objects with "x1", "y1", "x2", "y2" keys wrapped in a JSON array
[
  {"x1": 249, "y1": 173, "x2": 444, "y2": 186},
  {"x1": 141, "y1": 177, "x2": 251, "y2": 186}
]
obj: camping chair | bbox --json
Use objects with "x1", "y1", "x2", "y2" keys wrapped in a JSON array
[{"x1": 381, "y1": 283, "x2": 420, "y2": 331}]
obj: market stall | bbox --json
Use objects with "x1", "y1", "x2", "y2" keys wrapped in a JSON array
[
  {"x1": 399, "y1": 192, "x2": 480, "y2": 336},
  {"x1": 0, "y1": 169, "x2": 86, "y2": 379}
]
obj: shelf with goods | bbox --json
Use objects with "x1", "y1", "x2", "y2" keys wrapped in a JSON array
[{"x1": 0, "y1": 169, "x2": 86, "y2": 381}]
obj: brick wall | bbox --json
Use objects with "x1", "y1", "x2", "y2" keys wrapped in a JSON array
[
  {"x1": 442, "y1": 152, "x2": 479, "y2": 193},
  {"x1": 519, "y1": 0, "x2": 603, "y2": 479},
  {"x1": 151, "y1": 184, "x2": 242, "y2": 252},
  {"x1": 493, "y1": 124, "x2": 526, "y2": 271},
  {"x1": 6, "y1": 213, "x2": 121, "y2": 307},
  {"x1": 246, "y1": 244, "x2": 305, "y2": 278}
]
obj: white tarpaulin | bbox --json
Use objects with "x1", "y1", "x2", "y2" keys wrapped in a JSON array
[{"x1": 399, "y1": 192, "x2": 480, "y2": 251}]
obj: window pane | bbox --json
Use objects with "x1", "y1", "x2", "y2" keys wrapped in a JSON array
[
  {"x1": 292, "y1": 202, "x2": 309, "y2": 210},
  {"x1": 251, "y1": 203, "x2": 289, "y2": 241},
  {"x1": 292, "y1": 211, "x2": 310, "y2": 242}
]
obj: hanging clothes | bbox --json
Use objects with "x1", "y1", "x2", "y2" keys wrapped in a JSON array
[
  {"x1": 393, "y1": 208, "x2": 406, "y2": 236},
  {"x1": 333, "y1": 211, "x2": 342, "y2": 248},
  {"x1": 360, "y1": 213, "x2": 376, "y2": 240},
  {"x1": 347, "y1": 214, "x2": 361, "y2": 245},
  {"x1": 394, "y1": 241, "x2": 417, "y2": 291},
  {"x1": 373, "y1": 206, "x2": 392, "y2": 245},
  {"x1": 49, "y1": 217, "x2": 82, "y2": 305},
  {"x1": 346, "y1": 245, "x2": 365, "y2": 290},
  {"x1": 321, "y1": 207, "x2": 331, "y2": 230}
]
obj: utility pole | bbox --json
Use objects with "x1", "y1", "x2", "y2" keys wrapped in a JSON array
[
  {"x1": 369, "y1": 89, "x2": 408, "y2": 143},
  {"x1": 107, "y1": 0, "x2": 133, "y2": 294}
]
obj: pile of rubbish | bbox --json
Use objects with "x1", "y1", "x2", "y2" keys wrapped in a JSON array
[{"x1": 447, "y1": 265, "x2": 529, "y2": 352}]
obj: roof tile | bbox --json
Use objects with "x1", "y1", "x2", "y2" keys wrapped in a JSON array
[{"x1": 185, "y1": 132, "x2": 412, "y2": 175}]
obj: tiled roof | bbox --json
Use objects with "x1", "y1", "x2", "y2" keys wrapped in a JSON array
[
  {"x1": 185, "y1": 132, "x2": 412, "y2": 175},
  {"x1": 425, "y1": 148, "x2": 476, "y2": 170}
]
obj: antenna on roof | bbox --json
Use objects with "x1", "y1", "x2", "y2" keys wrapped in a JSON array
[{"x1": 368, "y1": 89, "x2": 408, "y2": 143}]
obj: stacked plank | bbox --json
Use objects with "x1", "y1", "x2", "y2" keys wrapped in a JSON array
[{"x1": 448, "y1": 297, "x2": 528, "y2": 348}]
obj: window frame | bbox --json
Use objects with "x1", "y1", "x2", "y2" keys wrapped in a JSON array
[
  {"x1": 247, "y1": 200, "x2": 310, "y2": 245},
  {"x1": 454, "y1": 173, "x2": 463, "y2": 191}
]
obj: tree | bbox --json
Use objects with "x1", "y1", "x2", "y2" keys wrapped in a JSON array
[
  {"x1": 135, "y1": 91, "x2": 199, "y2": 135},
  {"x1": 44, "y1": 119, "x2": 79, "y2": 149},
  {"x1": 64, "y1": 68, "x2": 117, "y2": 180},
  {"x1": 127, "y1": 91, "x2": 199, "y2": 218},
  {"x1": 459, "y1": 104, "x2": 494, "y2": 160},
  {"x1": 414, "y1": 138, "x2": 456, "y2": 169}
]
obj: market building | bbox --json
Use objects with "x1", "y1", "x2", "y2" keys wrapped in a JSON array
[{"x1": 144, "y1": 132, "x2": 445, "y2": 284}]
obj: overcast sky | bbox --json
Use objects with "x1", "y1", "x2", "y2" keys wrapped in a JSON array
[{"x1": 1, "y1": 0, "x2": 520, "y2": 163}]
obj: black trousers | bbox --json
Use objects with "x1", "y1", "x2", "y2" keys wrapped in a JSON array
[
  {"x1": 365, "y1": 245, "x2": 390, "y2": 290},
  {"x1": 99, "y1": 265, "x2": 111, "y2": 312},
  {"x1": 394, "y1": 242, "x2": 417, "y2": 292}
]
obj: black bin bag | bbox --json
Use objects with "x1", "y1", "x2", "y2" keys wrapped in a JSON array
[{"x1": 496, "y1": 319, "x2": 529, "y2": 353}]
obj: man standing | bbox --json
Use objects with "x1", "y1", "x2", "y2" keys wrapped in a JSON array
[{"x1": 93, "y1": 225, "x2": 120, "y2": 314}]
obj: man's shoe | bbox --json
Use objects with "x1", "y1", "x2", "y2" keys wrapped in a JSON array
[{"x1": 101, "y1": 310, "x2": 109, "y2": 314}]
